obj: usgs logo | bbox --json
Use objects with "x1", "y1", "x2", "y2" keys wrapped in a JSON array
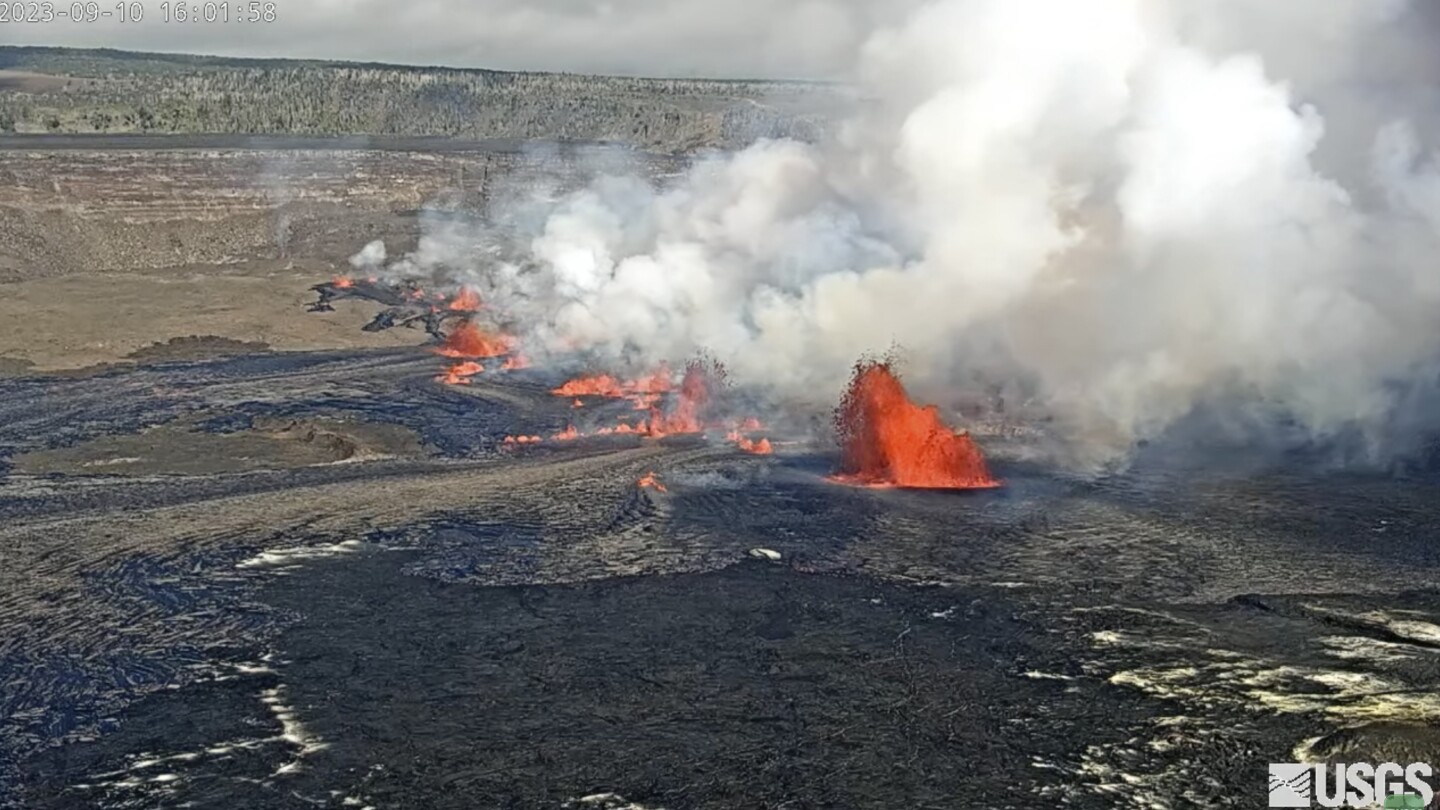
[{"x1": 1269, "y1": 762, "x2": 1434, "y2": 808}]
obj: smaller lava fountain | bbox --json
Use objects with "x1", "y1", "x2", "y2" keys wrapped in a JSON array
[
  {"x1": 446, "y1": 286, "x2": 483, "y2": 312},
  {"x1": 436, "y1": 360, "x2": 484, "y2": 385},
  {"x1": 434, "y1": 322, "x2": 516, "y2": 359},
  {"x1": 644, "y1": 359, "x2": 716, "y2": 436},
  {"x1": 831, "y1": 361, "x2": 1000, "y2": 490}
]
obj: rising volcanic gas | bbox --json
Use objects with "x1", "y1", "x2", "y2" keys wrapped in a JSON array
[{"x1": 341, "y1": 0, "x2": 1440, "y2": 469}]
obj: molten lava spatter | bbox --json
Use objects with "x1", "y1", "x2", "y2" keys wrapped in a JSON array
[
  {"x1": 626, "y1": 368, "x2": 673, "y2": 396},
  {"x1": 447, "y1": 286, "x2": 482, "y2": 312},
  {"x1": 437, "y1": 361, "x2": 484, "y2": 385},
  {"x1": 551, "y1": 366, "x2": 673, "y2": 408},
  {"x1": 645, "y1": 359, "x2": 716, "y2": 436},
  {"x1": 552, "y1": 374, "x2": 623, "y2": 398},
  {"x1": 737, "y1": 436, "x2": 773, "y2": 455},
  {"x1": 435, "y1": 322, "x2": 515, "y2": 359},
  {"x1": 332, "y1": 275, "x2": 355, "y2": 289},
  {"x1": 637, "y1": 472, "x2": 667, "y2": 492},
  {"x1": 551, "y1": 425, "x2": 580, "y2": 441},
  {"x1": 832, "y1": 362, "x2": 999, "y2": 490}
]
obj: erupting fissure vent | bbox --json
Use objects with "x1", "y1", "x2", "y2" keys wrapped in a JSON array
[
  {"x1": 446, "y1": 286, "x2": 482, "y2": 312},
  {"x1": 434, "y1": 322, "x2": 516, "y2": 360},
  {"x1": 436, "y1": 360, "x2": 485, "y2": 385},
  {"x1": 309, "y1": 277, "x2": 775, "y2": 453},
  {"x1": 831, "y1": 361, "x2": 999, "y2": 490}
]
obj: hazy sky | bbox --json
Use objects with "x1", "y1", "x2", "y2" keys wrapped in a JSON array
[{"x1": 7, "y1": 0, "x2": 915, "y2": 79}]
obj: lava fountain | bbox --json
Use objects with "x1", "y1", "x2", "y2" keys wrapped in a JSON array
[
  {"x1": 437, "y1": 360, "x2": 484, "y2": 385},
  {"x1": 831, "y1": 361, "x2": 1000, "y2": 490},
  {"x1": 447, "y1": 286, "x2": 482, "y2": 312},
  {"x1": 434, "y1": 321, "x2": 515, "y2": 359}
]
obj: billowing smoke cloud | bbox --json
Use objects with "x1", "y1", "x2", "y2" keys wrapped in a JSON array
[{"x1": 366, "y1": 0, "x2": 1440, "y2": 468}]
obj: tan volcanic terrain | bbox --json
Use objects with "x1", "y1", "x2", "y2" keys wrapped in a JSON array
[{"x1": 0, "y1": 142, "x2": 672, "y2": 371}]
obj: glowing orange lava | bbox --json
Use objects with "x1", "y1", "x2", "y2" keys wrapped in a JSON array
[
  {"x1": 738, "y1": 437, "x2": 773, "y2": 455},
  {"x1": 726, "y1": 428, "x2": 774, "y2": 455},
  {"x1": 637, "y1": 472, "x2": 667, "y2": 492},
  {"x1": 625, "y1": 367, "x2": 673, "y2": 395},
  {"x1": 831, "y1": 361, "x2": 999, "y2": 490},
  {"x1": 552, "y1": 425, "x2": 580, "y2": 441},
  {"x1": 434, "y1": 322, "x2": 515, "y2": 359},
  {"x1": 436, "y1": 361, "x2": 484, "y2": 385},
  {"x1": 644, "y1": 360, "x2": 716, "y2": 437},
  {"x1": 447, "y1": 286, "x2": 482, "y2": 312},
  {"x1": 572, "y1": 398, "x2": 585, "y2": 408},
  {"x1": 502, "y1": 435, "x2": 542, "y2": 445},
  {"x1": 333, "y1": 276, "x2": 355, "y2": 289},
  {"x1": 552, "y1": 374, "x2": 624, "y2": 398},
  {"x1": 551, "y1": 366, "x2": 673, "y2": 403}
]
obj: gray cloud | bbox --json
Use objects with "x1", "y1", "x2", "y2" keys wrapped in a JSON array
[{"x1": 8, "y1": 0, "x2": 913, "y2": 78}]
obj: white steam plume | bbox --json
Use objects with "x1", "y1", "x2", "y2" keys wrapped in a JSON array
[{"x1": 368, "y1": 0, "x2": 1440, "y2": 468}]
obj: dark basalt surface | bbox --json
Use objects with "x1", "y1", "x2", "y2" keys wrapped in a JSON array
[{"x1": 2, "y1": 347, "x2": 1440, "y2": 809}]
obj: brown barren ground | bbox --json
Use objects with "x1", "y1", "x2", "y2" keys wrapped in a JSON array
[{"x1": 0, "y1": 142, "x2": 665, "y2": 369}]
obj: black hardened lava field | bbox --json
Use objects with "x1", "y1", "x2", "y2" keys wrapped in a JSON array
[
  {"x1": 2, "y1": 322, "x2": 1440, "y2": 808},
  {"x1": 12, "y1": 9, "x2": 1440, "y2": 807}
]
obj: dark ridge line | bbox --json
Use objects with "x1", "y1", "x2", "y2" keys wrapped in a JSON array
[
  {"x1": 0, "y1": 133, "x2": 660, "y2": 153},
  {"x1": 0, "y1": 44, "x2": 842, "y2": 86}
]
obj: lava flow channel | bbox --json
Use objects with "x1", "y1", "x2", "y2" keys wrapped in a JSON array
[{"x1": 831, "y1": 361, "x2": 1000, "y2": 490}]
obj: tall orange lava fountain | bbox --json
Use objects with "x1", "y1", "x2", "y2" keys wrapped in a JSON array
[{"x1": 832, "y1": 361, "x2": 999, "y2": 490}]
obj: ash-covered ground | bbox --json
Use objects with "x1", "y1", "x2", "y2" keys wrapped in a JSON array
[{"x1": 2, "y1": 142, "x2": 1440, "y2": 809}]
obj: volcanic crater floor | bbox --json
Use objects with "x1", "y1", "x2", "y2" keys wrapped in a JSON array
[{"x1": 2, "y1": 348, "x2": 1440, "y2": 808}]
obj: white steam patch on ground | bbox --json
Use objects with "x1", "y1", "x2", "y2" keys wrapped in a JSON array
[
  {"x1": 356, "y1": 0, "x2": 1440, "y2": 468},
  {"x1": 565, "y1": 793, "x2": 670, "y2": 810},
  {"x1": 1076, "y1": 601, "x2": 1440, "y2": 806},
  {"x1": 68, "y1": 660, "x2": 328, "y2": 799},
  {"x1": 236, "y1": 539, "x2": 365, "y2": 572}
]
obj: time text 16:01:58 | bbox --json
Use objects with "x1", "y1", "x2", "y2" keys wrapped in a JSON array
[{"x1": 160, "y1": 2, "x2": 276, "y2": 22}]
